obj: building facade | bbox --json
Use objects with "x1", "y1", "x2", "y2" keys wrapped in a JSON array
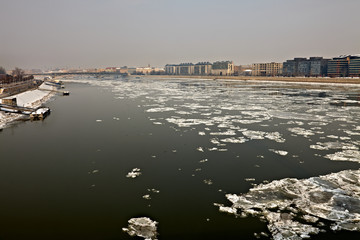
[
  {"x1": 327, "y1": 56, "x2": 351, "y2": 77},
  {"x1": 349, "y1": 56, "x2": 360, "y2": 77},
  {"x1": 252, "y1": 62, "x2": 282, "y2": 76},
  {"x1": 309, "y1": 57, "x2": 329, "y2": 77},
  {"x1": 194, "y1": 62, "x2": 212, "y2": 75},
  {"x1": 211, "y1": 61, "x2": 234, "y2": 76}
]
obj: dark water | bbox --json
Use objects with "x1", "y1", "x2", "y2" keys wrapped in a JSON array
[{"x1": 0, "y1": 77, "x2": 359, "y2": 239}]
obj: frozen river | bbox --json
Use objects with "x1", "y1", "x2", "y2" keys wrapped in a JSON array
[{"x1": 0, "y1": 76, "x2": 359, "y2": 239}]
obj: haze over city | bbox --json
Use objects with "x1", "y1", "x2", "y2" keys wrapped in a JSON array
[{"x1": 1, "y1": 0, "x2": 360, "y2": 70}]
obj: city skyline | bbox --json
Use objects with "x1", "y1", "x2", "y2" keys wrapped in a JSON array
[{"x1": 1, "y1": 0, "x2": 360, "y2": 70}]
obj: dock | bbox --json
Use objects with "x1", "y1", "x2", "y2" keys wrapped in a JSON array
[{"x1": 0, "y1": 104, "x2": 51, "y2": 120}]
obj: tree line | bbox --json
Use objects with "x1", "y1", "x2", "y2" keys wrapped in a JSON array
[{"x1": 0, "y1": 66, "x2": 25, "y2": 77}]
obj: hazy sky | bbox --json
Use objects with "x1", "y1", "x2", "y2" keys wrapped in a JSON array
[{"x1": 1, "y1": 0, "x2": 359, "y2": 70}]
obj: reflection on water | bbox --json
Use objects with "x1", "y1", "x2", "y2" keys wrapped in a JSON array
[{"x1": 0, "y1": 76, "x2": 359, "y2": 239}]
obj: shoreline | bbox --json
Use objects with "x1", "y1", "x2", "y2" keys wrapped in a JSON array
[
  {"x1": 146, "y1": 75, "x2": 360, "y2": 84},
  {"x1": 0, "y1": 83, "x2": 56, "y2": 130}
]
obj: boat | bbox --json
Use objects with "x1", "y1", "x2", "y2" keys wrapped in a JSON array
[{"x1": 30, "y1": 107, "x2": 51, "y2": 120}]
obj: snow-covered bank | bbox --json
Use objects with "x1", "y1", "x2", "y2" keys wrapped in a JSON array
[
  {"x1": 218, "y1": 169, "x2": 360, "y2": 239},
  {"x1": 0, "y1": 83, "x2": 56, "y2": 129}
]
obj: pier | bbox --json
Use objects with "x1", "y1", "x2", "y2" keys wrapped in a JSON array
[{"x1": 0, "y1": 103, "x2": 51, "y2": 120}]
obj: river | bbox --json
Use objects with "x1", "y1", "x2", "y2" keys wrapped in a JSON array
[{"x1": 0, "y1": 76, "x2": 359, "y2": 239}]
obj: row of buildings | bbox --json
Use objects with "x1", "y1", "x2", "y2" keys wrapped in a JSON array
[
  {"x1": 165, "y1": 55, "x2": 360, "y2": 78},
  {"x1": 253, "y1": 55, "x2": 360, "y2": 77},
  {"x1": 165, "y1": 61, "x2": 235, "y2": 76}
]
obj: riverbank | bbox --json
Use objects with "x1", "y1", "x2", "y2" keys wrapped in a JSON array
[
  {"x1": 0, "y1": 83, "x2": 56, "y2": 129},
  {"x1": 147, "y1": 75, "x2": 360, "y2": 84}
]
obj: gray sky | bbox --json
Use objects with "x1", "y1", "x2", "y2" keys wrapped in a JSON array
[{"x1": 1, "y1": 0, "x2": 359, "y2": 70}]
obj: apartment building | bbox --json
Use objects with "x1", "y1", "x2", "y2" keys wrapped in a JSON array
[
  {"x1": 194, "y1": 62, "x2": 212, "y2": 75},
  {"x1": 211, "y1": 61, "x2": 234, "y2": 76},
  {"x1": 252, "y1": 62, "x2": 282, "y2": 76}
]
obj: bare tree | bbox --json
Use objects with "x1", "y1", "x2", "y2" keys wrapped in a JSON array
[
  {"x1": 0, "y1": 66, "x2": 6, "y2": 74},
  {"x1": 12, "y1": 67, "x2": 24, "y2": 79}
]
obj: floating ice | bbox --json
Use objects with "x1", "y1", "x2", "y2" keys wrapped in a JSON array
[
  {"x1": 221, "y1": 169, "x2": 360, "y2": 239},
  {"x1": 96, "y1": 120, "x2": 102, "y2": 122},
  {"x1": 146, "y1": 107, "x2": 175, "y2": 113},
  {"x1": 310, "y1": 142, "x2": 358, "y2": 151},
  {"x1": 203, "y1": 179, "x2": 213, "y2": 185},
  {"x1": 324, "y1": 150, "x2": 360, "y2": 163},
  {"x1": 147, "y1": 188, "x2": 160, "y2": 194},
  {"x1": 198, "y1": 131, "x2": 206, "y2": 136},
  {"x1": 122, "y1": 217, "x2": 158, "y2": 240},
  {"x1": 196, "y1": 147, "x2": 204, "y2": 152},
  {"x1": 220, "y1": 137, "x2": 248, "y2": 144},
  {"x1": 219, "y1": 206, "x2": 237, "y2": 214},
  {"x1": 126, "y1": 168, "x2": 142, "y2": 178},
  {"x1": 143, "y1": 195, "x2": 151, "y2": 200},
  {"x1": 287, "y1": 127, "x2": 315, "y2": 138},
  {"x1": 269, "y1": 149, "x2": 288, "y2": 156},
  {"x1": 210, "y1": 130, "x2": 237, "y2": 136}
]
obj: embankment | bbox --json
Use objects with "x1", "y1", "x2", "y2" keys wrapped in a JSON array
[{"x1": 147, "y1": 75, "x2": 360, "y2": 84}]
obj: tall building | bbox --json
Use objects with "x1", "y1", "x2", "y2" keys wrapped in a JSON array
[
  {"x1": 252, "y1": 63, "x2": 266, "y2": 76},
  {"x1": 349, "y1": 56, "x2": 360, "y2": 77},
  {"x1": 283, "y1": 57, "x2": 329, "y2": 77},
  {"x1": 298, "y1": 60, "x2": 310, "y2": 77},
  {"x1": 252, "y1": 62, "x2": 282, "y2": 76},
  {"x1": 211, "y1": 61, "x2": 234, "y2": 76},
  {"x1": 282, "y1": 58, "x2": 307, "y2": 77},
  {"x1": 194, "y1": 62, "x2": 212, "y2": 75},
  {"x1": 327, "y1": 55, "x2": 351, "y2": 77},
  {"x1": 309, "y1": 57, "x2": 329, "y2": 77},
  {"x1": 266, "y1": 62, "x2": 283, "y2": 76}
]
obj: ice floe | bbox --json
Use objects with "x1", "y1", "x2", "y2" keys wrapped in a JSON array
[
  {"x1": 126, "y1": 168, "x2": 142, "y2": 178},
  {"x1": 269, "y1": 149, "x2": 288, "y2": 156},
  {"x1": 287, "y1": 127, "x2": 315, "y2": 138},
  {"x1": 324, "y1": 150, "x2": 360, "y2": 163},
  {"x1": 220, "y1": 169, "x2": 360, "y2": 239},
  {"x1": 123, "y1": 217, "x2": 158, "y2": 240},
  {"x1": 310, "y1": 142, "x2": 358, "y2": 151}
]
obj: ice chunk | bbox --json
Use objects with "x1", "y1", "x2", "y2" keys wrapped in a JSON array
[
  {"x1": 220, "y1": 169, "x2": 360, "y2": 239},
  {"x1": 203, "y1": 179, "x2": 213, "y2": 185},
  {"x1": 219, "y1": 206, "x2": 237, "y2": 214},
  {"x1": 324, "y1": 150, "x2": 360, "y2": 163},
  {"x1": 126, "y1": 168, "x2": 142, "y2": 178},
  {"x1": 196, "y1": 147, "x2": 204, "y2": 152},
  {"x1": 269, "y1": 149, "x2": 288, "y2": 156},
  {"x1": 146, "y1": 107, "x2": 175, "y2": 113},
  {"x1": 287, "y1": 127, "x2": 315, "y2": 138},
  {"x1": 122, "y1": 217, "x2": 158, "y2": 240},
  {"x1": 220, "y1": 137, "x2": 248, "y2": 144},
  {"x1": 143, "y1": 195, "x2": 151, "y2": 200}
]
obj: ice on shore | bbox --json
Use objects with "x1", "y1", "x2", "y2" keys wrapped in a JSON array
[
  {"x1": 122, "y1": 217, "x2": 158, "y2": 240},
  {"x1": 220, "y1": 169, "x2": 360, "y2": 239},
  {"x1": 126, "y1": 168, "x2": 142, "y2": 178}
]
